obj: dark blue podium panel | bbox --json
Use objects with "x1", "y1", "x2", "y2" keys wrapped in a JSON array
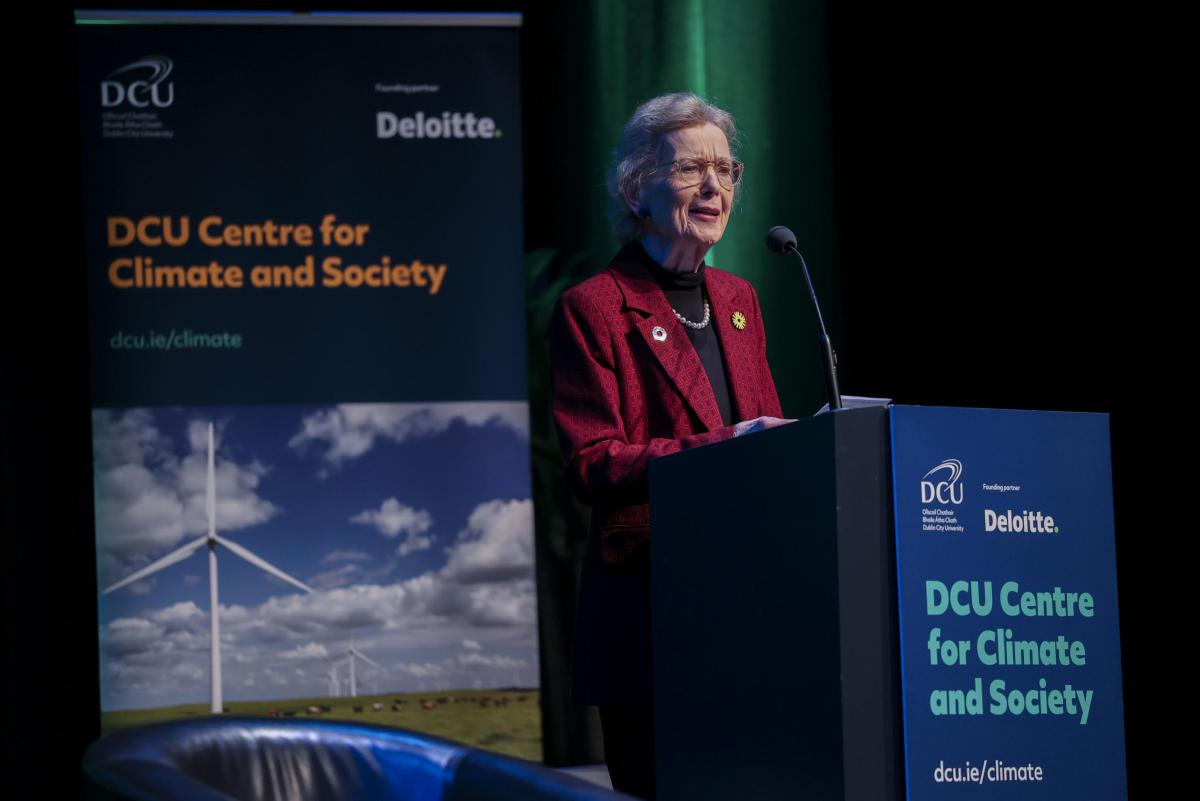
[
  {"x1": 650, "y1": 408, "x2": 902, "y2": 801},
  {"x1": 890, "y1": 406, "x2": 1127, "y2": 800}
]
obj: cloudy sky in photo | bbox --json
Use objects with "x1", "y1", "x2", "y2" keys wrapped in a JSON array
[{"x1": 93, "y1": 402, "x2": 536, "y2": 711}]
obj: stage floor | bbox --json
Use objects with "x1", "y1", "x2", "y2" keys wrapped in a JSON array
[{"x1": 559, "y1": 764, "x2": 613, "y2": 790}]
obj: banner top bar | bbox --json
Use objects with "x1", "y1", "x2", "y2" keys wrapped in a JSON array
[{"x1": 74, "y1": 10, "x2": 523, "y2": 27}]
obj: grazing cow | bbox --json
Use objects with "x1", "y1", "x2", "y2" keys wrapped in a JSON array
[
  {"x1": 266, "y1": 708, "x2": 281, "y2": 718},
  {"x1": 372, "y1": 702, "x2": 384, "y2": 711},
  {"x1": 436, "y1": 697, "x2": 448, "y2": 704},
  {"x1": 420, "y1": 700, "x2": 436, "y2": 710},
  {"x1": 353, "y1": 705, "x2": 363, "y2": 713},
  {"x1": 306, "y1": 706, "x2": 323, "y2": 715},
  {"x1": 479, "y1": 698, "x2": 491, "y2": 708},
  {"x1": 391, "y1": 704, "x2": 401, "y2": 712},
  {"x1": 283, "y1": 711, "x2": 296, "y2": 717}
]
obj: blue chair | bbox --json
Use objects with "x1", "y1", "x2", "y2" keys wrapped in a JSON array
[{"x1": 83, "y1": 717, "x2": 629, "y2": 801}]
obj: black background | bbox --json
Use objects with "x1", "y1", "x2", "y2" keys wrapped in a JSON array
[{"x1": 5, "y1": 2, "x2": 1176, "y2": 796}]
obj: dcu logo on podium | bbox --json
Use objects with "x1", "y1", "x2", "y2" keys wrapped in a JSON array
[
  {"x1": 921, "y1": 459, "x2": 964, "y2": 505},
  {"x1": 101, "y1": 56, "x2": 175, "y2": 108}
]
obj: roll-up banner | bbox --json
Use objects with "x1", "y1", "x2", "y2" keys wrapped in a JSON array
[{"x1": 77, "y1": 11, "x2": 540, "y2": 759}]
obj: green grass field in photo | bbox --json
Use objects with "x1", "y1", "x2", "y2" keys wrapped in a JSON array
[{"x1": 101, "y1": 689, "x2": 542, "y2": 761}]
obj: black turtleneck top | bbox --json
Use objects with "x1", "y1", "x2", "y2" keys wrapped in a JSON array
[{"x1": 638, "y1": 243, "x2": 734, "y2": 427}]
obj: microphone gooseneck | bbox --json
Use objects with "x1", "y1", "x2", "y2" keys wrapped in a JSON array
[{"x1": 765, "y1": 226, "x2": 842, "y2": 411}]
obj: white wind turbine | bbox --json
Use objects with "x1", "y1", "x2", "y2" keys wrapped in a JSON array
[
  {"x1": 102, "y1": 422, "x2": 314, "y2": 713},
  {"x1": 324, "y1": 656, "x2": 349, "y2": 697},
  {"x1": 343, "y1": 638, "x2": 386, "y2": 698}
]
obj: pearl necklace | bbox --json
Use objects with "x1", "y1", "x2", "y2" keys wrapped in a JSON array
[{"x1": 673, "y1": 300, "x2": 711, "y2": 330}]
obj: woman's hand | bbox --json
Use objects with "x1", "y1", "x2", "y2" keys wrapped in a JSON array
[{"x1": 732, "y1": 416, "x2": 795, "y2": 437}]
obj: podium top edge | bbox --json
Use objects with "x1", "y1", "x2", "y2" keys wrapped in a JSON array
[
  {"x1": 889, "y1": 404, "x2": 1109, "y2": 418},
  {"x1": 74, "y1": 11, "x2": 524, "y2": 27}
]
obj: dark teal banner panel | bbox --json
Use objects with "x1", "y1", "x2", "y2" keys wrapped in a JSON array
[
  {"x1": 77, "y1": 18, "x2": 524, "y2": 406},
  {"x1": 891, "y1": 406, "x2": 1126, "y2": 800}
]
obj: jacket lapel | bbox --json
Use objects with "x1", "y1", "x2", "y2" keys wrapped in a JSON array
[
  {"x1": 608, "y1": 246, "x2": 725, "y2": 432},
  {"x1": 706, "y1": 269, "x2": 759, "y2": 423}
]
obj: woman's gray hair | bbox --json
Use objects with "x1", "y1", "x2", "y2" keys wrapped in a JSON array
[{"x1": 607, "y1": 92, "x2": 741, "y2": 244}]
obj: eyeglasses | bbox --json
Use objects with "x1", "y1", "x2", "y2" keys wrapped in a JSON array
[{"x1": 654, "y1": 157, "x2": 744, "y2": 190}]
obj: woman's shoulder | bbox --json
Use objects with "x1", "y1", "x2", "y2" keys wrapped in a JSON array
[
  {"x1": 560, "y1": 267, "x2": 626, "y2": 316},
  {"x1": 561, "y1": 240, "x2": 658, "y2": 310},
  {"x1": 705, "y1": 265, "x2": 757, "y2": 298}
]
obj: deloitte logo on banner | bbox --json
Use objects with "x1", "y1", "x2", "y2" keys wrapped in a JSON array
[
  {"x1": 101, "y1": 56, "x2": 175, "y2": 108},
  {"x1": 983, "y1": 508, "x2": 1060, "y2": 535},
  {"x1": 921, "y1": 459, "x2": 964, "y2": 505},
  {"x1": 376, "y1": 111, "x2": 501, "y2": 140}
]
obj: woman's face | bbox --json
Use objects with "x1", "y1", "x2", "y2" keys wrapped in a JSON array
[{"x1": 633, "y1": 122, "x2": 734, "y2": 253}]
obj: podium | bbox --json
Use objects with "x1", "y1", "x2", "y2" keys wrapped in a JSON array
[{"x1": 648, "y1": 406, "x2": 1126, "y2": 801}]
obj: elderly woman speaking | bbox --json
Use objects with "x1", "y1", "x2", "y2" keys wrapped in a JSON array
[{"x1": 550, "y1": 93, "x2": 791, "y2": 798}]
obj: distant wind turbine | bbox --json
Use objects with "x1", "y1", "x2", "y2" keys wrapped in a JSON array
[
  {"x1": 343, "y1": 637, "x2": 386, "y2": 697},
  {"x1": 324, "y1": 656, "x2": 350, "y2": 697},
  {"x1": 102, "y1": 422, "x2": 314, "y2": 713}
]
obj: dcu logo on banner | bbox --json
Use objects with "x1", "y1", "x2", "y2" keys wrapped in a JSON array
[
  {"x1": 101, "y1": 56, "x2": 175, "y2": 108},
  {"x1": 921, "y1": 459, "x2": 964, "y2": 505}
]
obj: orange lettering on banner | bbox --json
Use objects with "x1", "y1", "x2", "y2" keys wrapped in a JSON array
[
  {"x1": 107, "y1": 217, "x2": 136, "y2": 247},
  {"x1": 247, "y1": 257, "x2": 315, "y2": 287},
  {"x1": 107, "y1": 256, "x2": 244, "y2": 288},
  {"x1": 319, "y1": 214, "x2": 370, "y2": 246},
  {"x1": 107, "y1": 216, "x2": 189, "y2": 246},
  {"x1": 109, "y1": 257, "x2": 134, "y2": 287},
  {"x1": 199, "y1": 216, "x2": 315, "y2": 247},
  {"x1": 320, "y1": 256, "x2": 447, "y2": 294}
]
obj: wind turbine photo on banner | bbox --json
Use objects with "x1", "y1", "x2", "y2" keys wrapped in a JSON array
[{"x1": 102, "y1": 422, "x2": 314, "y2": 713}]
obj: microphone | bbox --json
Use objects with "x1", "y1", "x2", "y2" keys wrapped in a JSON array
[
  {"x1": 765, "y1": 226, "x2": 842, "y2": 411},
  {"x1": 765, "y1": 225, "x2": 797, "y2": 255}
]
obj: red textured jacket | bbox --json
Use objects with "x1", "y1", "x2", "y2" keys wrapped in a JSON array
[
  {"x1": 552, "y1": 241, "x2": 784, "y2": 562},
  {"x1": 551, "y1": 241, "x2": 784, "y2": 704}
]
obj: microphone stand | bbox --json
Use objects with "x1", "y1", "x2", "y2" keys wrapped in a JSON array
[{"x1": 785, "y1": 244, "x2": 842, "y2": 411}]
